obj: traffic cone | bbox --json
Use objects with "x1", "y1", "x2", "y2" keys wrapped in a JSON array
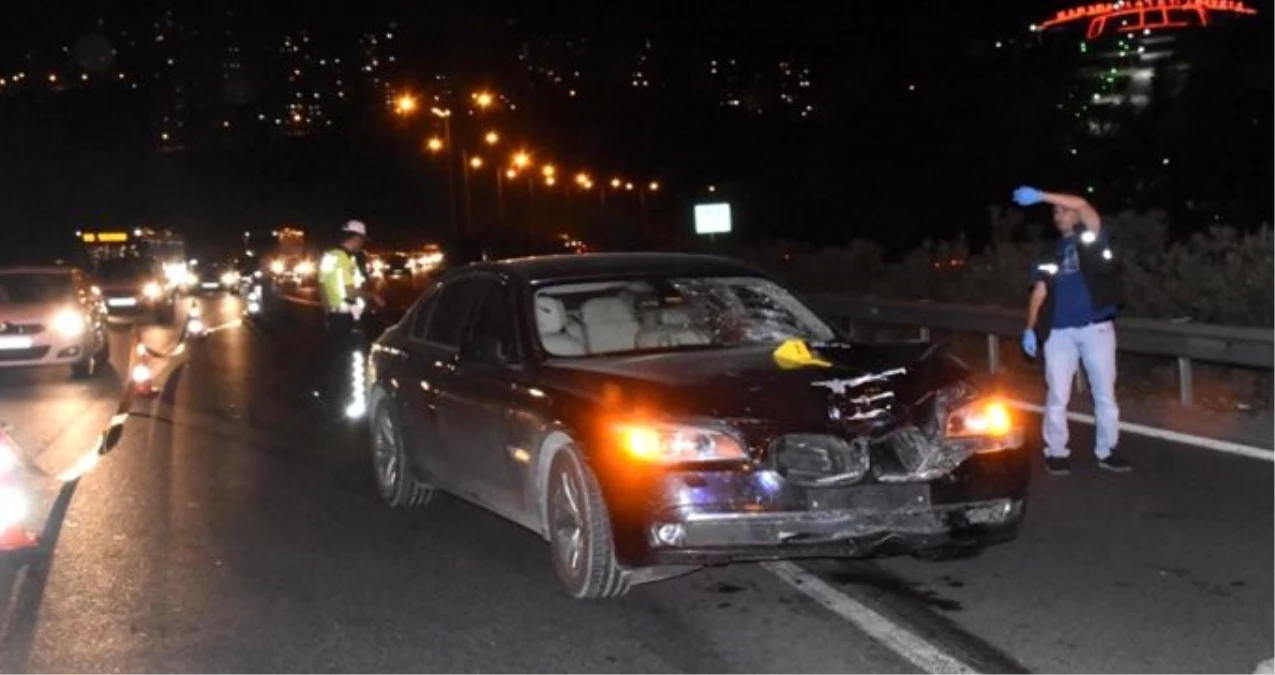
[
  {"x1": 0, "y1": 434, "x2": 38, "y2": 552},
  {"x1": 131, "y1": 342, "x2": 158, "y2": 398},
  {"x1": 0, "y1": 517, "x2": 38, "y2": 552}
]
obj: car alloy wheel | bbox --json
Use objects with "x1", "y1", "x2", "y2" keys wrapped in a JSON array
[
  {"x1": 545, "y1": 445, "x2": 629, "y2": 599},
  {"x1": 550, "y1": 463, "x2": 585, "y2": 574},
  {"x1": 371, "y1": 402, "x2": 432, "y2": 508}
]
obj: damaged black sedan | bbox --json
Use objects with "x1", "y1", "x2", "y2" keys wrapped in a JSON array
[{"x1": 365, "y1": 253, "x2": 1029, "y2": 599}]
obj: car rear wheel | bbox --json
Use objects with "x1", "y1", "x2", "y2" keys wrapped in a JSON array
[
  {"x1": 546, "y1": 445, "x2": 629, "y2": 599},
  {"x1": 371, "y1": 402, "x2": 433, "y2": 508}
]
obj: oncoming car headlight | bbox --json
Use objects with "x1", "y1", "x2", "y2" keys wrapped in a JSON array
[
  {"x1": 616, "y1": 422, "x2": 748, "y2": 464},
  {"x1": 294, "y1": 260, "x2": 315, "y2": 276},
  {"x1": 142, "y1": 281, "x2": 163, "y2": 300},
  {"x1": 51, "y1": 308, "x2": 86, "y2": 338},
  {"x1": 945, "y1": 398, "x2": 1013, "y2": 439}
]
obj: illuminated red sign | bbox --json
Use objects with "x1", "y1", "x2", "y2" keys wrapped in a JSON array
[{"x1": 1039, "y1": 0, "x2": 1257, "y2": 39}]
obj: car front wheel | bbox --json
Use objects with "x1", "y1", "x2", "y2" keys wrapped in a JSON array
[
  {"x1": 371, "y1": 401, "x2": 433, "y2": 508},
  {"x1": 546, "y1": 445, "x2": 629, "y2": 599},
  {"x1": 70, "y1": 330, "x2": 109, "y2": 380}
]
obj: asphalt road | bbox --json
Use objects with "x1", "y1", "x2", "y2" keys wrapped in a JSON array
[{"x1": 0, "y1": 281, "x2": 1270, "y2": 673}]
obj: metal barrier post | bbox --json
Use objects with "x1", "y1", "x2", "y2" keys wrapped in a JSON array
[
  {"x1": 986, "y1": 334, "x2": 1000, "y2": 373},
  {"x1": 1178, "y1": 356, "x2": 1193, "y2": 406}
]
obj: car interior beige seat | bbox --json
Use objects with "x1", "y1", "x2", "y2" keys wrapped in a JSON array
[
  {"x1": 579, "y1": 295, "x2": 640, "y2": 354},
  {"x1": 535, "y1": 295, "x2": 586, "y2": 356},
  {"x1": 635, "y1": 307, "x2": 710, "y2": 348}
]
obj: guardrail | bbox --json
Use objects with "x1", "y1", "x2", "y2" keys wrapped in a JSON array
[{"x1": 810, "y1": 295, "x2": 1274, "y2": 406}]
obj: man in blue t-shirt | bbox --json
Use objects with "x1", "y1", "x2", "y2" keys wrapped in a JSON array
[{"x1": 1015, "y1": 186, "x2": 1131, "y2": 475}]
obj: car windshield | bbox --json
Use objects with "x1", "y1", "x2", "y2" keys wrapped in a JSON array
[
  {"x1": 389, "y1": 255, "x2": 409, "y2": 267},
  {"x1": 534, "y1": 275, "x2": 836, "y2": 357},
  {"x1": 0, "y1": 273, "x2": 74, "y2": 304},
  {"x1": 97, "y1": 257, "x2": 152, "y2": 280}
]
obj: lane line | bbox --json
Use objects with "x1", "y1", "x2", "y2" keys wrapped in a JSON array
[
  {"x1": 1006, "y1": 400, "x2": 1273, "y2": 462},
  {"x1": 762, "y1": 561, "x2": 979, "y2": 674}
]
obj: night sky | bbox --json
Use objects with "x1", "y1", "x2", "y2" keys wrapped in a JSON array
[{"x1": 1, "y1": 1, "x2": 1269, "y2": 259}]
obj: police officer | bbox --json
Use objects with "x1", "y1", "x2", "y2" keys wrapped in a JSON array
[
  {"x1": 1015, "y1": 186, "x2": 1131, "y2": 475},
  {"x1": 315, "y1": 220, "x2": 383, "y2": 417}
]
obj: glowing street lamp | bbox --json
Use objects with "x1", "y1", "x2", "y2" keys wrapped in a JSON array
[
  {"x1": 484, "y1": 131, "x2": 499, "y2": 145},
  {"x1": 505, "y1": 168, "x2": 518, "y2": 179},
  {"x1": 624, "y1": 182, "x2": 634, "y2": 191},
  {"x1": 472, "y1": 91, "x2": 495, "y2": 109},
  {"x1": 395, "y1": 94, "x2": 418, "y2": 115},
  {"x1": 469, "y1": 156, "x2": 484, "y2": 169},
  {"x1": 426, "y1": 137, "x2": 444, "y2": 153},
  {"x1": 513, "y1": 152, "x2": 531, "y2": 169},
  {"x1": 542, "y1": 164, "x2": 556, "y2": 178},
  {"x1": 648, "y1": 181, "x2": 660, "y2": 192},
  {"x1": 545, "y1": 175, "x2": 557, "y2": 187},
  {"x1": 575, "y1": 172, "x2": 590, "y2": 186},
  {"x1": 610, "y1": 178, "x2": 622, "y2": 189}
]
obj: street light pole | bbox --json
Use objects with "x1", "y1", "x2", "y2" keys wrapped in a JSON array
[
  {"x1": 461, "y1": 149, "x2": 473, "y2": 234},
  {"x1": 444, "y1": 115, "x2": 456, "y2": 237},
  {"x1": 496, "y1": 169, "x2": 504, "y2": 223}
]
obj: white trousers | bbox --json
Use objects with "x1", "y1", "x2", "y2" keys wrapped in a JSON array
[{"x1": 1043, "y1": 322, "x2": 1120, "y2": 458}]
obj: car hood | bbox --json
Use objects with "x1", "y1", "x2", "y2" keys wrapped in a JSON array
[
  {"x1": 0, "y1": 303, "x2": 61, "y2": 325},
  {"x1": 537, "y1": 342, "x2": 964, "y2": 431}
]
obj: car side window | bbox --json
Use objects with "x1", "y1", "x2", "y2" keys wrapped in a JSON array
[
  {"x1": 424, "y1": 276, "x2": 481, "y2": 348},
  {"x1": 466, "y1": 277, "x2": 520, "y2": 364},
  {"x1": 408, "y1": 283, "x2": 442, "y2": 340}
]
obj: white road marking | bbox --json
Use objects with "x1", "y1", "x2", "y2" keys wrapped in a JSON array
[
  {"x1": 1006, "y1": 400, "x2": 1273, "y2": 462},
  {"x1": 762, "y1": 561, "x2": 979, "y2": 674}
]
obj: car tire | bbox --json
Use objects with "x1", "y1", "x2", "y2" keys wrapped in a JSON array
[
  {"x1": 546, "y1": 444, "x2": 630, "y2": 599},
  {"x1": 371, "y1": 401, "x2": 433, "y2": 508},
  {"x1": 94, "y1": 332, "x2": 111, "y2": 374},
  {"x1": 69, "y1": 330, "x2": 106, "y2": 380},
  {"x1": 70, "y1": 356, "x2": 92, "y2": 380}
]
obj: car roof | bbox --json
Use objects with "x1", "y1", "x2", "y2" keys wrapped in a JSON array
[
  {"x1": 0, "y1": 265, "x2": 76, "y2": 276},
  {"x1": 463, "y1": 252, "x2": 768, "y2": 284}
]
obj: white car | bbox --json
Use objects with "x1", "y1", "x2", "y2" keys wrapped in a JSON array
[{"x1": 0, "y1": 266, "x2": 111, "y2": 379}]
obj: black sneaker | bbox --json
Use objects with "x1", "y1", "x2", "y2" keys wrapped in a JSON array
[
  {"x1": 1098, "y1": 451, "x2": 1133, "y2": 473},
  {"x1": 1045, "y1": 456, "x2": 1071, "y2": 475}
]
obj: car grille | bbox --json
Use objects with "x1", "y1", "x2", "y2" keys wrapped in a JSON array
[
  {"x1": 0, "y1": 346, "x2": 51, "y2": 361},
  {"x1": 771, "y1": 433, "x2": 870, "y2": 486},
  {"x1": 0, "y1": 322, "x2": 44, "y2": 335}
]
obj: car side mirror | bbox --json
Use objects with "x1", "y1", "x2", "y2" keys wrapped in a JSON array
[{"x1": 459, "y1": 335, "x2": 504, "y2": 365}]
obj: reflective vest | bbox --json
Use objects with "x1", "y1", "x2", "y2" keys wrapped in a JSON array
[
  {"x1": 318, "y1": 247, "x2": 365, "y2": 313},
  {"x1": 1031, "y1": 226, "x2": 1124, "y2": 345}
]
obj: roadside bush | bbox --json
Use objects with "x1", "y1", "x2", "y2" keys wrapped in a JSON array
[{"x1": 737, "y1": 213, "x2": 1274, "y2": 327}]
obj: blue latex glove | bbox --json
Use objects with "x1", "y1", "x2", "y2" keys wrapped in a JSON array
[
  {"x1": 1021, "y1": 329, "x2": 1038, "y2": 358},
  {"x1": 1013, "y1": 186, "x2": 1044, "y2": 206}
]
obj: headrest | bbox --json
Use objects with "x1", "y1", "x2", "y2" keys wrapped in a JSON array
[
  {"x1": 535, "y1": 295, "x2": 567, "y2": 333},
  {"x1": 581, "y1": 296, "x2": 636, "y2": 322},
  {"x1": 660, "y1": 307, "x2": 693, "y2": 327}
]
